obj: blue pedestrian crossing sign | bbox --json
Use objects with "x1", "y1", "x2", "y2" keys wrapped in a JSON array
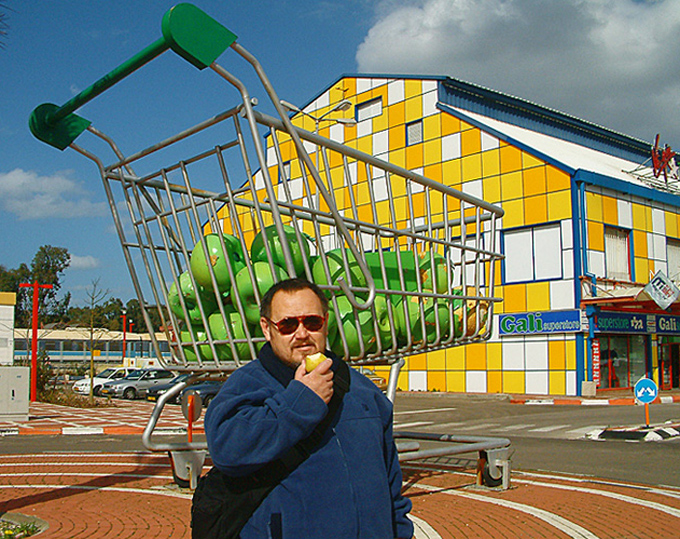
[{"x1": 634, "y1": 377, "x2": 658, "y2": 404}]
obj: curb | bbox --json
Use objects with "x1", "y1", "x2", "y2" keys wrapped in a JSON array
[
  {"x1": 0, "y1": 426, "x2": 205, "y2": 437},
  {"x1": 511, "y1": 395, "x2": 680, "y2": 406},
  {"x1": 586, "y1": 423, "x2": 680, "y2": 442}
]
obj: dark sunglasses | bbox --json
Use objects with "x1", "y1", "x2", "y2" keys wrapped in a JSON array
[{"x1": 266, "y1": 314, "x2": 327, "y2": 335}]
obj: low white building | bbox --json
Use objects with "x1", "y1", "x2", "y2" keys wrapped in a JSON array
[{"x1": 0, "y1": 293, "x2": 16, "y2": 365}]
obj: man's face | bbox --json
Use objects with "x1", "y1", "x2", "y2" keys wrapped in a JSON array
[{"x1": 260, "y1": 288, "x2": 328, "y2": 368}]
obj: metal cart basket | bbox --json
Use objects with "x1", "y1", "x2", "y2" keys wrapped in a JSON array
[{"x1": 30, "y1": 3, "x2": 506, "y2": 487}]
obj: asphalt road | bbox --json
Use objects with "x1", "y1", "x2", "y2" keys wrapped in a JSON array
[{"x1": 2, "y1": 392, "x2": 679, "y2": 487}]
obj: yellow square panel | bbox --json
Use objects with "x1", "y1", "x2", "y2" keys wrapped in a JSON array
[
  {"x1": 342, "y1": 78, "x2": 357, "y2": 97},
  {"x1": 411, "y1": 192, "x2": 426, "y2": 216},
  {"x1": 523, "y1": 166, "x2": 547, "y2": 197},
  {"x1": 396, "y1": 371, "x2": 410, "y2": 391},
  {"x1": 388, "y1": 102, "x2": 405, "y2": 127},
  {"x1": 487, "y1": 371, "x2": 503, "y2": 393},
  {"x1": 373, "y1": 113, "x2": 388, "y2": 133},
  {"x1": 465, "y1": 342, "x2": 487, "y2": 370},
  {"x1": 602, "y1": 195, "x2": 618, "y2": 225},
  {"x1": 423, "y1": 115, "x2": 441, "y2": 141},
  {"x1": 666, "y1": 211, "x2": 679, "y2": 238},
  {"x1": 501, "y1": 171, "x2": 523, "y2": 201},
  {"x1": 587, "y1": 221, "x2": 604, "y2": 251},
  {"x1": 390, "y1": 177, "x2": 407, "y2": 198},
  {"x1": 427, "y1": 349, "x2": 446, "y2": 370},
  {"x1": 428, "y1": 371, "x2": 447, "y2": 392},
  {"x1": 461, "y1": 129, "x2": 481, "y2": 156},
  {"x1": 394, "y1": 196, "x2": 408, "y2": 221},
  {"x1": 585, "y1": 191, "x2": 603, "y2": 221},
  {"x1": 446, "y1": 346, "x2": 465, "y2": 370},
  {"x1": 503, "y1": 371, "x2": 525, "y2": 394},
  {"x1": 390, "y1": 147, "x2": 406, "y2": 169},
  {"x1": 372, "y1": 85, "x2": 388, "y2": 102},
  {"x1": 482, "y1": 149, "x2": 500, "y2": 177},
  {"x1": 424, "y1": 163, "x2": 443, "y2": 184},
  {"x1": 423, "y1": 139, "x2": 442, "y2": 166},
  {"x1": 635, "y1": 257, "x2": 649, "y2": 280},
  {"x1": 546, "y1": 166, "x2": 571, "y2": 191},
  {"x1": 503, "y1": 283, "x2": 527, "y2": 312},
  {"x1": 632, "y1": 229, "x2": 647, "y2": 257},
  {"x1": 441, "y1": 113, "x2": 461, "y2": 136},
  {"x1": 501, "y1": 199, "x2": 524, "y2": 228},
  {"x1": 442, "y1": 159, "x2": 462, "y2": 185},
  {"x1": 632, "y1": 202, "x2": 648, "y2": 231},
  {"x1": 389, "y1": 125, "x2": 406, "y2": 151},
  {"x1": 526, "y1": 281, "x2": 550, "y2": 311},
  {"x1": 409, "y1": 354, "x2": 427, "y2": 370},
  {"x1": 548, "y1": 340, "x2": 566, "y2": 369},
  {"x1": 404, "y1": 79, "x2": 422, "y2": 99},
  {"x1": 524, "y1": 195, "x2": 548, "y2": 225},
  {"x1": 549, "y1": 372, "x2": 566, "y2": 395},
  {"x1": 405, "y1": 96, "x2": 423, "y2": 123},
  {"x1": 462, "y1": 154, "x2": 482, "y2": 181},
  {"x1": 487, "y1": 342, "x2": 502, "y2": 370},
  {"x1": 446, "y1": 371, "x2": 466, "y2": 393},
  {"x1": 566, "y1": 340, "x2": 576, "y2": 370},
  {"x1": 357, "y1": 136, "x2": 372, "y2": 155},
  {"x1": 356, "y1": 204, "x2": 374, "y2": 224},
  {"x1": 484, "y1": 175, "x2": 502, "y2": 204},
  {"x1": 522, "y1": 152, "x2": 544, "y2": 169},
  {"x1": 406, "y1": 144, "x2": 424, "y2": 169},
  {"x1": 547, "y1": 190, "x2": 572, "y2": 221},
  {"x1": 500, "y1": 145, "x2": 523, "y2": 173}
]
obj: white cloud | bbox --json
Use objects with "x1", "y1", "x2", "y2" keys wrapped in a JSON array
[
  {"x1": 69, "y1": 254, "x2": 100, "y2": 270},
  {"x1": 356, "y1": 0, "x2": 680, "y2": 146},
  {"x1": 0, "y1": 168, "x2": 108, "y2": 220}
]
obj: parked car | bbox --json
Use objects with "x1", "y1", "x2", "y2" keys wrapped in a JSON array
[
  {"x1": 179, "y1": 380, "x2": 224, "y2": 408},
  {"x1": 72, "y1": 367, "x2": 135, "y2": 396},
  {"x1": 146, "y1": 373, "x2": 193, "y2": 404},
  {"x1": 100, "y1": 368, "x2": 175, "y2": 400},
  {"x1": 356, "y1": 367, "x2": 388, "y2": 392}
]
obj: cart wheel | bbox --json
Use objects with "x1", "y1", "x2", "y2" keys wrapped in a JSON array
[
  {"x1": 172, "y1": 469, "x2": 191, "y2": 489},
  {"x1": 123, "y1": 387, "x2": 136, "y2": 400},
  {"x1": 482, "y1": 463, "x2": 502, "y2": 488}
]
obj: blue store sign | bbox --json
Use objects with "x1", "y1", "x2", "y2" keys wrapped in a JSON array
[
  {"x1": 499, "y1": 310, "x2": 581, "y2": 336},
  {"x1": 656, "y1": 314, "x2": 680, "y2": 335}
]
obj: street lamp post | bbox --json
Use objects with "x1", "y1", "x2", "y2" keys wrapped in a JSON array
[
  {"x1": 19, "y1": 281, "x2": 53, "y2": 402},
  {"x1": 121, "y1": 309, "x2": 127, "y2": 364}
]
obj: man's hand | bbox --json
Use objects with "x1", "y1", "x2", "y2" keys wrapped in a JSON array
[{"x1": 295, "y1": 358, "x2": 334, "y2": 404}]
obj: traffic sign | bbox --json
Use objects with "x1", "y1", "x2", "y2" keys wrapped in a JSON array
[{"x1": 634, "y1": 377, "x2": 658, "y2": 405}]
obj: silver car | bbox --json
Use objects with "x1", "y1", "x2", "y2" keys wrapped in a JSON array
[
  {"x1": 100, "y1": 368, "x2": 175, "y2": 400},
  {"x1": 72, "y1": 367, "x2": 135, "y2": 396}
]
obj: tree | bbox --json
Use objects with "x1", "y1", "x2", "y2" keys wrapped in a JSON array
[
  {"x1": 78, "y1": 279, "x2": 110, "y2": 402},
  {"x1": 31, "y1": 245, "x2": 71, "y2": 324}
]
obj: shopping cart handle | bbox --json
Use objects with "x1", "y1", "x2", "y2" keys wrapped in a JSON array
[{"x1": 29, "y1": 3, "x2": 237, "y2": 150}]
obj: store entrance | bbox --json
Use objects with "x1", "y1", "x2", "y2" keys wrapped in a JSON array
[
  {"x1": 659, "y1": 342, "x2": 680, "y2": 390},
  {"x1": 597, "y1": 334, "x2": 648, "y2": 389}
]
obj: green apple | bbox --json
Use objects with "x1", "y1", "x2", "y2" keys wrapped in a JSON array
[
  {"x1": 395, "y1": 296, "x2": 452, "y2": 345},
  {"x1": 312, "y1": 248, "x2": 367, "y2": 296},
  {"x1": 419, "y1": 252, "x2": 450, "y2": 294},
  {"x1": 190, "y1": 233, "x2": 246, "y2": 296},
  {"x1": 168, "y1": 271, "x2": 217, "y2": 325},
  {"x1": 365, "y1": 250, "x2": 418, "y2": 302},
  {"x1": 328, "y1": 295, "x2": 377, "y2": 359},
  {"x1": 230, "y1": 261, "x2": 289, "y2": 325},
  {"x1": 250, "y1": 224, "x2": 312, "y2": 278},
  {"x1": 179, "y1": 327, "x2": 210, "y2": 362},
  {"x1": 203, "y1": 309, "x2": 252, "y2": 361}
]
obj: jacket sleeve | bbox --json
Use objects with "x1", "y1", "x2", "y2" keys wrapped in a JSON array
[
  {"x1": 204, "y1": 368, "x2": 328, "y2": 476},
  {"x1": 382, "y1": 399, "x2": 414, "y2": 539}
]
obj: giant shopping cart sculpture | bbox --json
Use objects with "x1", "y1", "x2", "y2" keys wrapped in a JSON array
[{"x1": 30, "y1": 4, "x2": 509, "y2": 489}]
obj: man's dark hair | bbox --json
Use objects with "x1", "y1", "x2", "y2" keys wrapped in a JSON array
[{"x1": 259, "y1": 278, "x2": 329, "y2": 319}]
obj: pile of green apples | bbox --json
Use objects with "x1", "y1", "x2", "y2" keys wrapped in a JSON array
[{"x1": 168, "y1": 224, "x2": 487, "y2": 363}]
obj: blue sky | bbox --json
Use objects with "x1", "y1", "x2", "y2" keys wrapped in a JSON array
[{"x1": 2, "y1": 0, "x2": 679, "y2": 306}]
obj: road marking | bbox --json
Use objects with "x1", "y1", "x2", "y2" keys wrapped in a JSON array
[
  {"x1": 528, "y1": 424, "x2": 571, "y2": 433},
  {"x1": 565, "y1": 426, "x2": 606, "y2": 439},
  {"x1": 411, "y1": 515, "x2": 443, "y2": 539},
  {"x1": 412, "y1": 482, "x2": 600, "y2": 539},
  {"x1": 450, "y1": 423, "x2": 500, "y2": 431},
  {"x1": 0, "y1": 484, "x2": 192, "y2": 500},
  {"x1": 395, "y1": 421, "x2": 435, "y2": 429},
  {"x1": 497, "y1": 424, "x2": 536, "y2": 431},
  {"x1": 513, "y1": 478, "x2": 680, "y2": 519},
  {"x1": 395, "y1": 407, "x2": 457, "y2": 416},
  {"x1": 0, "y1": 472, "x2": 170, "y2": 479},
  {"x1": 423, "y1": 421, "x2": 466, "y2": 430},
  {"x1": 0, "y1": 462, "x2": 169, "y2": 467}
]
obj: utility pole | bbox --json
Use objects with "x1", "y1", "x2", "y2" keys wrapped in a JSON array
[{"x1": 19, "y1": 281, "x2": 54, "y2": 402}]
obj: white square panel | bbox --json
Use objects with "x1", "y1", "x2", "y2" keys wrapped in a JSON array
[
  {"x1": 387, "y1": 79, "x2": 405, "y2": 105},
  {"x1": 422, "y1": 90, "x2": 438, "y2": 117},
  {"x1": 502, "y1": 340, "x2": 525, "y2": 370},
  {"x1": 409, "y1": 371, "x2": 428, "y2": 391},
  {"x1": 566, "y1": 371, "x2": 577, "y2": 396},
  {"x1": 617, "y1": 199, "x2": 632, "y2": 228},
  {"x1": 652, "y1": 207, "x2": 666, "y2": 235},
  {"x1": 550, "y1": 280, "x2": 574, "y2": 310},
  {"x1": 442, "y1": 132, "x2": 462, "y2": 160},
  {"x1": 525, "y1": 340, "x2": 548, "y2": 370},
  {"x1": 481, "y1": 132, "x2": 500, "y2": 151},
  {"x1": 561, "y1": 220, "x2": 573, "y2": 249},
  {"x1": 587, "y1": 250, "x2": 605, "y2": 277},
  {"x1": 466, "y1": 371, "x2": 487, "y2": 393},
  {"x1": 525, "y1": 371, "x2": 549, "y2": 395},
  {"x1": 356, "y1": 78, "x2": 372, "y2": 94},
  {"x1": 373, "y1": 130, "x2": 389, "y2": 156}
]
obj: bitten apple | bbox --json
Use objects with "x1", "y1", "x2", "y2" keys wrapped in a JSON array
[{"x1": 305, "y1": 352, "x2": 328, "y2": 373}]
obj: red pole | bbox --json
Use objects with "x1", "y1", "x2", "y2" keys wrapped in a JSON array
[
  {"x1": 121, "y1": 312, "x2": 127, "y2": 363},
  {"x1": 19, "y1": 281, "x2": 54, "y2": 402}
]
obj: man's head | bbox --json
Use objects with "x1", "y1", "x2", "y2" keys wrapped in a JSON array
[{"x1": 260, "y1": 278, "x2": 329, "y2": 368}]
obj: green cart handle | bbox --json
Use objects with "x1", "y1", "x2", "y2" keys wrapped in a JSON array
[{"x1": 29, "y1": 3, "x2": 237, "y2": 150}]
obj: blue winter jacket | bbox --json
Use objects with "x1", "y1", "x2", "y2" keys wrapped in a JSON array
[{"x1": 204, "y1": 344, "x2": 414, "y2": 539}]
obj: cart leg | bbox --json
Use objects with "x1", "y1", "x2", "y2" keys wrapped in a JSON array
[
  {"x1": 169, "y1": 450, "x2": 207, "y2": 489},
  {"x1": 385, "y1": 359, "x2": 405, "y2": 403}
]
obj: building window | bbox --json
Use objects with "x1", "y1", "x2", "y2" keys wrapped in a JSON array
[
  {"x1": 667, "y1": 238, "x2": 680, "y2": 281},
  {"x1": 406, "y1": 120, "x2": 423, "y2": 146},
  {"x1": 356, "y1": 97, "x2": 382, "y2": 122},
  {"x1": 503, "y1": 224, "x2": 562, "y2": 283},
  {"x1": 605, "y1": 226, "x2": 630, "y2": 281}
]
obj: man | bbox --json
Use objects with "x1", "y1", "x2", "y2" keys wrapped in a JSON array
[{"x1": 204, "y1": 278, "x2": 414, "y2": 539}]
